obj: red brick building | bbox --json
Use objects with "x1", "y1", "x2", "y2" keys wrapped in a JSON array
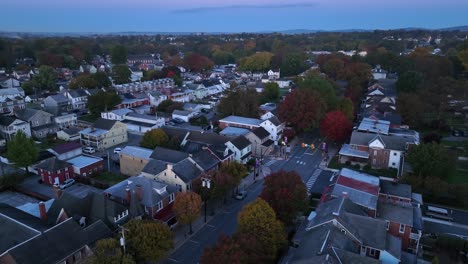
[
  {"x1": 66, "y1": 155, "x2": 104, "y2": 177},
  {"x1": 36, "y1": 157, "x2": 74, "y2": 185}
]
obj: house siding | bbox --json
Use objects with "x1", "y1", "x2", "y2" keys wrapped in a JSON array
[
  {"x1": 39, "y1": 166, "x2": 74, "y2": 185},
  {"x1": 120, "y1": 154, "x2": 151, "y2": 176},
  {"x1": 388, "y1": 221, "x2": 411, "y2": 250}
]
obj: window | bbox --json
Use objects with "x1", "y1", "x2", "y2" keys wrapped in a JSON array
[
  {"x1": 374, "y1": 150, "x2": 377, "y2": 155},
  {"x1": 65, "y1": 173, "x2": 69, "y2": 179},
  {"x1": 392, "y1": 162, "x2": 396, "y2": 166},
  {"x1": 393, "y1": 152, "x2": 397, "y2": 156},
  {"x1": 399, "y1": 224, "x2": 405, "y2": 233},
  {"x1": 169, "y1": 193, "x2": 175, "y2": 203},
  {"x1": 157, "y1": 201, "x2": 163, "y2": 211},
  {"x1": 369, "y1": 248, "x2": 376, "y2": 257},
  {"x1": 386, "y1": 221, "x2": 390, "y2": 231}
]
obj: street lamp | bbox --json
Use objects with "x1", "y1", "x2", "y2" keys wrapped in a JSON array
[{"x1": 201, "y1": 178, "x2": 211, "y2": 223}]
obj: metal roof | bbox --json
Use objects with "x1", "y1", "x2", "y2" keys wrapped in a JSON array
[
  {"x1": 120, "y1": 146, "x2": 153, "y2": 159},
  {"x1": 66, "y1": 155, "x2": 103, "y2": 169},
  {"x1": 357, "y1": 118, "x2": 390, "y2": 135},
  {"x1": 339, "y1": 144, "x2": 370, "y2": 159},
  {"x1": 219, "y1": 115, "x2": 263, "y2": 126}
]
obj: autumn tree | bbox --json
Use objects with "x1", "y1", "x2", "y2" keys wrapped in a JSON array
[
  {"x1": 173, "y1": 191, "x2": 202, "y2": 234},
  {"x1": 238, "y1": 52, "x2": 273, "y2": 72},
  {"x1": 140, "y1": 129, "x2": 169, "y2": 149},
  {"x1": 69, "y1": 74, "x2": 98, "y2": 89},
  {"x1": 297, "y1": 72, "x2": 338, "y2": 110},
  {"x1": 278, "y1": 89, "x2": 326, "y2": 132},
  {"x1": 200, "y1": 234, "x2": 245, "y2": 264},
  {"x1": 90, "y1": 238, "x2": 135, "y2": 264},
  {"x1": 7, "y1": 131, "x2": 38, "y2": 174},
  {"x1": 219, "y1": 161, "x2": 247, "y2": 191},
  {"x1": 237, "y1": 198, "x2": 286, "y2": 262},
  {"x1": 338, "y1": 97, "x2": 354, "y2": 121},
  {"x1": 184, "y1": 53, "x2": 214, "y2": 72},
  {"x1": 321, "y1": 57, "x2": 345, "y2": 79},
  {"x1": 87, "y1": 91, "x2": 122, "y2": 116},
  {"x1": 320, "y1": 111, "x2": 353, "y2": 142},
  {"x1": 217, "y1": 88, "x2": 260, "y2": 118},
  {"x1": 112, "y1": 65, "x2": 131, "y2": 84},
  {"x1": 111, "y1": 45, "x2": 128, "y2": 64},
  {"x1": 260, "y1": 171, "x2": 307, "y2": 225},
  {"x1": 260, "y1": 82, "x2": 280, "y2": 103},
  {"x1": 156, "y1": 99, "x2": 184, "y2": 113},
  {"x1": 407, "y1": 142, "x2": 455, "y2": 180},
  {"x1": 125, "y1": 219, "x2": 173, "y2": 262}
]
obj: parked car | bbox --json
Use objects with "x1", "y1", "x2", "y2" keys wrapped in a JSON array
[
  {"x1": 59, "y1": 179, "x2": 75, "y2": 189},
  {"x1": 114, "y1": 147, "x2": 122, "y2": 154},
  {"x1": 235, "y1": 190, "x2": 248, "y2": 200},
  {"x1": 173, "y1": 118, "x2": 185, "y2": 124},
  {"x1": 83, "y1": 147, "x2": 96, "y2": 154},
  {"x1": 453, "y1": 130, "x2": 461, "y2": 137}
]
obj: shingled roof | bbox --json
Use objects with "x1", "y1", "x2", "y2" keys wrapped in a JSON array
[{"x1": 35, "y1": 157, "x2": 72, "y2": 172}]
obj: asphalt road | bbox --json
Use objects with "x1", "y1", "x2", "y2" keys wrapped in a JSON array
[
  {"x1": 162, "y1": 179, "x2": 264, "y2": 264},
  {"x1": 424, "y1": 203, "x2": 468, "y2": 226}
]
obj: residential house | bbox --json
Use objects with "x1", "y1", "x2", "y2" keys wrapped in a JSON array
[
  {"x1": 53, "y1": 112, "x2": 78, "y2": 129},
  {"x1": 36, "y1": 157, "x2": 74, "y2": 185},
  {"x1": 12, "y1": 70, "x2": 30, "y2": 81},
  {"x1": 220, "y1": 127, "x2": 250, "y2": 137},
  {"x1": 267, "y1": 69, "x2": 280, "y2": 80},
  {"x1": 127, "y1": 54, "x2": 157, "y2": 65},
  {"x1": 0, "y1": 87, "x2": 26, "y2": 114},
  {"x1": 245, "y1": 127, "x2": 274, "y2": 157},
  {"x1": 0, "y1": 77, "x2": 20, "y2": 88},
  {"x1": 67, "y1": 155, "x2": 104, "y2": 177},
  {"x1": 80, "y1": 118, "x2": 128, "y2": 151},
  {"x1": 43, "y1": 94, "x2": 71, "y2": 112},
  {"x1": 148, "y1": 91, "x2": 168, "y2": 107},
  {"x1": 172, "y1": 110, "x2": 196, "y2": 122},
  {"x1": 48, "y1": 141, "x2": 82, "y2": 160},
  {"x1": 122, "y1": 112, "x2": 165, "y2": 133},
  {"x1": 151, "y1": 146, "x2": 189, "y2": 164},
  {"x1": 329, "y1": 168, "x2": 380, "y2": 217},
  {"x1": 191, "y1": 148, "x2": 221, "y2": 172},
  {"x1": 219, "y1": 115, "x2": 284, "y2": 144},
  {"x1": 225, "y1": 136, "x2": 252, "y2": 164},
  {"x1": 15, "y1": 108, "x2": 58, "y2": 138},
  {"x1": 169, "y1": 90, "x2": 193, "y2": 103},
  {"x1": 101, "y1": 108, "x2": 133, "y2": 121},
  {"x1": 116, "y1": 93, "x2": 149, "y2": 109},
  {"x1": 188, "y1": 83, "x2": 209, "y2": 99},
  {"x1": 57, "y1": 127, "x2": 81, "y2": 141},
  {"x1": 79, "y1": 64, "x2": 97, "y2": 74},
  {"x1": 181, "y1": 130, "x2": 234, "y2": 163},
  {"x1": 104, "y1": 175, "x2": 178, "y2": 225},
  {"x1": 0, "y1": 115, "x2": 31, "y2": 140},
  {"x1": 119, "y1": 146, "x2": 154, "y2": 176},
  {"x1": 372, "y1": 65, "x2": 388, "y2": 80},
  {"x1": 114, "y1": 79, "x2": 174, "y2": 94},
  {"x1": 141, "y1": 158, "x2": 203, "y2": 192},
  {"x1": 64, "y1": 89, "x2": 89, "y2": 110}
]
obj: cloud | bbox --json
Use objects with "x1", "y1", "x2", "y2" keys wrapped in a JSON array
[{"x1": 172, "y1": 2, "x2": 317, "y2": 14}]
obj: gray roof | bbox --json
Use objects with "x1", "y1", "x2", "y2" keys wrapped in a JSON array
[
  {"x1": 229, "y1": 136, "x2": 251, "y2": 150},
  {"x1": 47, "y1": 93, "x2": 69, "y2": 103},
  {"x1": 35, "y1": 157, "x2": 72, "y2": 172},
  {"x1": 0, "y1": 213, "x2": 41, "y2": 254},
  {"x1": 172, "y1": 109, "x2": 191, "y2": 116},
  {"x1": 68, "y1": 89, "x2": 88, "y2": 98},
  {"x1": 186, "y1": 131, "x2": 230, "y2": 146},
  {"x1": 0, "y1": 116, "x2": 17, "y2": 126},
  {"x1": 15, "y1": 108, "x2": 52, "y2": 122},
  {"x1": 339, "y1": 144, "x2": 370, "y2": 159},
  {"x1": 350, "y1": 131, "x2": 417, "y2": 151},
  {"x1": 385, "y1": 234, "x2": 402, "y2": 260},
  {"x1": 377, "y1": 201, "x2": 413, "y2": 226},
  {"x1": 251, "y1": 126, "x2": 270, "y2": 140},
  {"x1": 219, "y1": 115, "x2": 263, "y2": 126},
  {"x1": 332, "y1": 247, "x2": 381, "y2": 264},
  {"x1": 220, "y1": 127, "x2": 250, "y2": 137},
  {"x1": 120, "y1": 146, "x2": 153, "y2": 159},
  {"x1": 142, "y1": 159, "x2": 168, "y2": 175},
  {"x1": 380, "y1": 181, "x2": 412, "y2": 199},
  {"x1": 5, "y1": 218, "x2": 111, "y2": 264},
  {"x1": 151, "y1": 147, "x2": 189, "y2": 164},
  {"x1": 61, "y1": 127, "x2": 81, "y2": 136},
  {"x1": 357, "y1": 118, "x2": 390, "y2": 135},
  {"x1": 172, "y1": 158, "x2": 203, "y2": 182},
  {"x1": 192, "y1": 149, "x2": 220, "y2": 171},
  {"x1": 105, "y1": 176, "x2": 177, "y2": 207},
  {"x1": 268, "y1": 116, "x2": 281, "y2": 126},
  {"x1": 341, "y1": 213, "x2": 388, "y2": 249},
  {"x1": 93, "y1": 118, "x2": 117, "y2": 131}
]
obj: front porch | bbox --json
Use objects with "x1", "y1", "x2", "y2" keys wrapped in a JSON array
[{"x1": 338, "y1": 144, "x2": 369, "y2": 168}]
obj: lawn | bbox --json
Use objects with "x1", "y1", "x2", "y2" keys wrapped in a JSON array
[{"x1": 93, "y1": 172, "x2": 125, "y2": 185}]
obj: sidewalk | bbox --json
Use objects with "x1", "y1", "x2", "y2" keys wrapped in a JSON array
[{"x1": 169, "y1": 164, "x2": 271, "y2": 253}]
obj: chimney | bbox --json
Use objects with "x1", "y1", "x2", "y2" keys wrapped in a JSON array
[
  {"x1": 39, "y1": 202, "x2": 47, "y2": 221},
  {"x1": 135, "y1": 185, "x2": 143, "y2": 201},
  {"x1": 125, "y1": 188, "x2": 131, "y2": 204},
  {"x1": 52, "y1": 185, "x2": 63, "y2": 198},
  {"x1": 166, "y1": 163, "x2": 173, "y2": 171}
]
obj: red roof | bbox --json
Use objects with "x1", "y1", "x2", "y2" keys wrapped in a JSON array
[
  {"x1": 154, "y1": 203, "x2": 175, "y2": 222},
  {"x1": 336, "y1": 176, "x2": 379, "y2": 196},
  {"x1": 51, "y1": 141, "x2": 82, "y2": 154}
]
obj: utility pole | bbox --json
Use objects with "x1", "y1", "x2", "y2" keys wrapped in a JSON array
[
  {"x1": 202, "y1": 177, "x2": 211, "y2": 223},
  {"x1": 107, "y1": 150, "x2": 111, "y2": 172}
]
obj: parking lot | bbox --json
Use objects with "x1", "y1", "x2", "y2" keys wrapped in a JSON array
[{"x1": 0, "y1": 191, "x2": 40, "y2": 207}]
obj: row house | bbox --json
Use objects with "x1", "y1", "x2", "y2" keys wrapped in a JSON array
[
  {"x1": 127, "y1": 54, "x2": 158, "y2": 65},
  {"x1": 219, "y1": 115, "x2": 284, "y2": 144},
  {"x1": 104, "y1": 175, "x2": 178, "y2": 226},
  {"x1": 169, "y1": 90, "x2": 193, "y2": 103},
  {"x1": 114, "y1": 78, "x2": 174, "y2": 94},
  {"x1": 80, "y1": 118, "x2": 128, "y2": 151},
  {"x1": 245, "y1": 127, "x2": 274, "y2": 157},
  {"x1": 115, "y1": 93, "x2": 149, "y2": 109}
]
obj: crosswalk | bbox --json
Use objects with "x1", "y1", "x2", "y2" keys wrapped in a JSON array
[
  {"x1": 306, "y1": 169, "x2": 322, "y2": 193},
  {"x1": 296, "y1": 160, "x2": 306, "y2": 165}
]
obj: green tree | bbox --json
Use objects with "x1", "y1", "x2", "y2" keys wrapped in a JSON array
[
  {"x1": 281, "y1": 52, "x2": 307, "y2": 76},
  {"x1": 261, "y1": 82, "x2": 280, "y2": 103},
  {"x1": 173, "y1": 191, "x2": 202, "y2": 234},
  {"x1": 140, "y1": 129, "x2": 169, "y2": 149},
  {"x1": 125, "y1": 219, "x2": 173, "y2": 262},
  {"x1": 92, "y1": 71, "x2": 112, "y2": 87},
  {"x1": 260, "y1": 171, "x2": 308, "y2": 225},
  {"x1": 237, "y1": 198, "x2": 286, "y2": 262},
  {"x1": 87, "y1": 91, "x2": 122, "y2": 116},
  {"x1": 69, "y1": 74, "x2": 98, "y2": 89},
  {"x1": 219, "y1": 161, "x2": 247, "y2": 191},
  {"x1": 217, "y1": 88, "x2": 260, "y2": 118},
  {"x1": 31, "y1": 65, "x2": 58, "y2": 91},
  {"x1": 90, "y1": 238, "x2": 135, "y2": 264},
  {"x1": 396, "y1": 71, "x2": 423, "y2": 93},
  {"x1": 407, "y1": 143, "x2": 455, "y2": 179},
  {"x1": 6, "y1": 131, "x2": 38, "y2": 173},
  {"x1": 338, "y1": 97, "x2": 354, "y2": 121},
  {"x1": 212, "y1": 50, "x2": 235, "y2": 65},
  {"x1": 111, "y1": 45, "x2": 128, "y2": 64},
  {"x1": 156, "y1": 99, "x2": 184, "y2": 113},
  {"x1": 297, "y1": 72, "x2": 337, "y2": 110},
  {"x1": 112, "y1": 65, "x2": 131, "y2": 85},
  {"x1": 238, "y1": 52, "x2": 273, "y2": 72}
]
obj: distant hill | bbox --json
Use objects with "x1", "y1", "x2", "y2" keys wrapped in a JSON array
[{"x1": 438, "y1": 26, "x2": 468, "y2": 32}]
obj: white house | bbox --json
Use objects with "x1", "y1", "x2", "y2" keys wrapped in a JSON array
[
  {"x1": 268, "y1": 69, "x2": 280, "y2": 80},
  {"x1": 170, "y1": 90, "x2": 193, "y2": 103},
  {"x1": 64, "y1": 89, "x2": 89, "y2": 110},
  {"x1": 148, "y1": 91, "x2": 168, "y2": 107},
  {"x1": 225, "y1": 136, "x2": 252, "y2": 164},
  {"x1": 372, "y1": 65, "x2": 387, "y2": 80},
  {"x1": 57, "y1": 127, "x2": 81, "y2": 141},
  {"x1": 259, "y1": 117, "x2": 284, "y2": 143},
  {"x1": 122, "y1": 112, "x2": 165, "y2": 133},
  {"x1": 54, "y1": 112, "x2": 78, "y2": 129},
  {"x1": 48, "y1": 141, "x2": 83, "y2": 160},
  {"x1": 101, "y1": 108, "x2": 133, "y2": 121},
  {"x1": 0, "y1": 116, "x2": 31, "y2": 140}
]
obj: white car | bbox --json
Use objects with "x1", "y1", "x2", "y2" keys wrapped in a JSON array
[
  {"x1": 235, "y1": 190, "x2": 248, "y2": 200},
  {"x1": 114, "y1": 148, "x2": 122, "y2": 154},
  {"x1": 59, "y1": 179, "x2": 75, "y2": 189},
  {"x1": 83, "y1": 147, "x2": 96, "y2": 154}
]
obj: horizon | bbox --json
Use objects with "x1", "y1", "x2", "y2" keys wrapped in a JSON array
[{"x1": 1, "y1": 0, "x2": 468, "y2": 33}]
